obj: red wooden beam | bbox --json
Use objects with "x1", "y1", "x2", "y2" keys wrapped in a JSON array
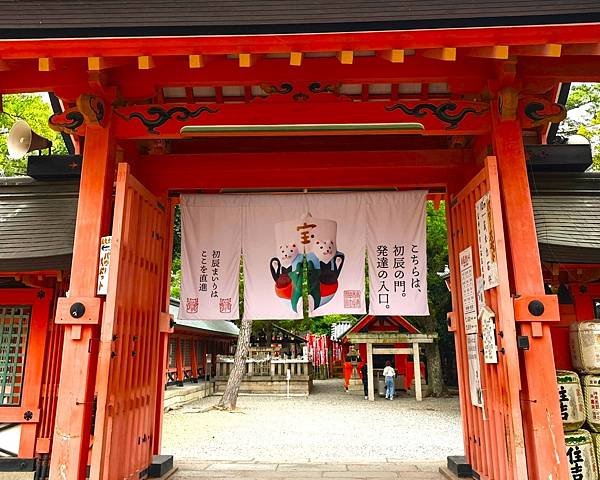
[
  {"x1": 0, "y1": 60, "x2": 89, "y2": 96},
  {"x1": 0, "y1": 25, "x2": 598, "y2": 59},
  {"x1": 3, "y1": 53, "x2": 600, "y2": 101},
  {"x1": 134, "y1": 149, "x2": 476, "y2": 192},
  {"x1": 109, "y1": 56, "x2": 491, "y2": 98},
  {"x1": 519, "y1": 55, "x2": 600, "y2": 86},
  {"x1": 0, "y1": 56, "x2": 490, "y2": 96},
  {"x1": 92, "y1": 98, "x2": 489, "y2": 139}
]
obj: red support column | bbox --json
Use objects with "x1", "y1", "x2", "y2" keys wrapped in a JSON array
[
  {"x1": 175, "y1": 339, "x2": 184, "y2": 386},
  {"x1": 492, "y1": 112, "x2": 568, "y2": 480},
  {"x1": 153, "y1": 200, "x2": 175, "y2": 455},
  {"x1": 201, "y1": 340, "x2": 207, "y2": 374},
  {"x1": 49, "y1": 125, "x2": 115, "y2": 480},
  {"x1": 191, "y1": 339, "x2": 199, "y2": 382}
]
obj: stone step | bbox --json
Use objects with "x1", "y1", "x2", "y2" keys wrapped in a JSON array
[{"x1": 170, "y1": 461, "x2": 446, "y2": 480}]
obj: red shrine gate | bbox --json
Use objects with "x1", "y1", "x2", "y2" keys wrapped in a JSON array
[
  {"x1": 1, "y1": 4, "x2": 600, "y2": 479},
  {"x1": 51, "y1": 119, "x2": 566, "y2": 480}
]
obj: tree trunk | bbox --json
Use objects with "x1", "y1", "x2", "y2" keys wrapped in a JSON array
[
  {"x1": 422, "y1": 316, "x2": 446, "y2": 397},
  {"x1": 217, "y1": 317, "x2": 252, "y2": 410},
  {"x1": 424, "y1": 342, "x2": 446, "y2": 397}
]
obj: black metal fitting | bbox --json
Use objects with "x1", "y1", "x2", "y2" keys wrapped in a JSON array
[
  {"x1": 527, "y1": 300, "x2": 545, "y2": 317},
  {"x1": 70, "y1": 302, "x2": 86, "y2": 318}
]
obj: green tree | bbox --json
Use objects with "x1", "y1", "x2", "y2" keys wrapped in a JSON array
[
  {"x1": 408, "y1": 202, "x2": 453, "y2": 396},
  {"x1": 170, "y1": 207, "x2": 182, "y2": 298},
  {"x1": 560, "y1": 83, "x2": 600, "y2": 170},
  {"x1": 0, "y1": 93, "x2": 67, "y2": 176}
]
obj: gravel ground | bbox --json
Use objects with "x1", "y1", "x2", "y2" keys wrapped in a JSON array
[{"x1": 162, "y1": 379, "x2": 463, "y2": 463}]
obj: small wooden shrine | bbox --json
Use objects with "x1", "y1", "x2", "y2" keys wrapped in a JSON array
[{"x1": 341, "y1": 315, "x2": 436, "y2": 401}]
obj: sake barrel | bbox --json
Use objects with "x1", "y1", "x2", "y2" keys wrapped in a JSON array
[
  {"x1": 591, "y1": 433, "x2": 600, "y2": 476},
  {"x1": 571, "y1": 322, "x2": 600, "y2": 374},
  {"x1": 583, "y1": 376, "x2": 600, "y2": 432},
  {"x1": 564, "y1": 429, "x2": 598, "y2": 480},
  {"x1": 557, "y1": 370, "x2": 586, "y2": 431}
]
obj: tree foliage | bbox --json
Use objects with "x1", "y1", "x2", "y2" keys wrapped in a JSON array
[
  {"x1": 0, "y1": 94, "x2": 67, "y2": 176},
  {"x1": 560, "y1": 83, "x2": 600, "y2": 170},
  {"x1": 422, "y1": 202, "x2": 454, "y2": 389}
]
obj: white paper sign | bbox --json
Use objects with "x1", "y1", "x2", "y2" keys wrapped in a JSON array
[
  {"x1": 475, "y1": 193, "x2": 499, "y2": 290},
  {"x1": 481, "y1": 306, "x2": 499, "y2": 364},
  {"x1": 459, "y1": 247, "x2": 478, "y2": 334},
  {"x1": 180, "y1": 195, "x2": 242, "y2": 320},
  {"x1": 467, "y1": 333, "x2": 484, "y2": 408},
  {"x1": 97, "y1": 236, "x2": 111, "y2": 296},
  {"x1": 476, "y1": 276, "x2": 486, "y2": 314},
  {"x1": 367, "y1": 191, "x2": 429, "y2": 316}
]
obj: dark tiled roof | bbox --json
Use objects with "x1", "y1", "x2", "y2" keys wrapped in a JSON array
[
  {"x1": 0, "y1": 1, "x2": 598, "y2": 38},
  {"x1": 532, "y1": 173, "x2": 600, "y2": 264},
  {"x1": 169, "y1": 299, "x2": 240, "y2": 336},
  {"x1": 1, "y1": 170, "x2": 599, "y2": 273},
  {"x1": 0, "y1": 177, "x2": 78, "y2": 272}
]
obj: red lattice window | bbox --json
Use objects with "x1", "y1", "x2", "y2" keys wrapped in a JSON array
[{"x1": 0, "y1": 306, "x2": 31, "y2": 406}]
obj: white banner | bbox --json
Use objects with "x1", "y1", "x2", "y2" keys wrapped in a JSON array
[
  {"x1": 242, "y1": 195, "x2": 307, "y2": 320},
  {"x1": 179, "y1": 195, "x2": 241, "y2": 320},
  {"x1": 367, "y1": 191, "x2": 429, "y2": 316},
  {"x1": 181, "y1": 191, "x2": 427, "y2": 320},
  {"x1": 305, "y1": 194, "x2": 366, "y2": 316},
  {"x1": 243, "y1": 193, "x2": 366, "y2": 319}
]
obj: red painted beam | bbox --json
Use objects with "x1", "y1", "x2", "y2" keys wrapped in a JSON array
[
  {"x1": 109, "y1": 56, "x2": 491, "y2": 98},
  {"x1": 520, "y1": 55, "x2": 600, "y2": 85},
  {"x1": 102, "y1": 98, "x2": 490, "y2": 139},
  {"x1": 0, "y1": 25, "x2": 598, "y2": 58},
  {"x1": 0, "y1": 60, "x2": 89, "y2": 96},
  {"x1": 3, "y1": 53, "x2": 600, "y2": 100},
  {"x1": 0, "y1": 55, "x2": 490, "y2": 98},
  {"x1": 134, "y1": 149, "x2": 475, "y2": 192}
]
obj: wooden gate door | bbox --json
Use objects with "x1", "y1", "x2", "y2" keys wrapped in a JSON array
[
  {"x1": 447, "y1": 156, "x2": 527, "y2": 479},
  {"x1": 90, "y1": 163, "x2": 168, "y2": 480}
]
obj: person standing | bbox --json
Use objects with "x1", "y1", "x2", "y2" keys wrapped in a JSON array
[
  {"x1": 361, "y1": 362, "x2": 369, "y2": 399},
  {"x1": 383, "y1": 360, "x2": 396, "y2": 400}
]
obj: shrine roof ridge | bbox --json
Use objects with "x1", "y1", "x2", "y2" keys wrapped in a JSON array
[{"x1": 0, "y1": 1, "x2": 599, "y2": 39}]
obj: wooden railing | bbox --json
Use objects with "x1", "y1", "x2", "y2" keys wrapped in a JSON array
[{"x1": 215, "y1": 357, "x2": 312, "y2": 380}]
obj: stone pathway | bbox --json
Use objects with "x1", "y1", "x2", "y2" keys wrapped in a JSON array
[{"x1": 172, "y1": 459, "x2": 446, "y2": 479}]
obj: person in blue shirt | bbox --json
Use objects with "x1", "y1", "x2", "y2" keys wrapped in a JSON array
[{"x1": 383, "y1": 361, "x2": 396, "y2": 400}]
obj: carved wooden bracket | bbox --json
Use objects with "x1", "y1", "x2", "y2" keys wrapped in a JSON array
[
  {"x1": 76, "y1": 94, "x2": 107, "y2": 127},
  {"x1": 518, "y1": 97, "x2": 567, "y2": 129},
  {"x1": 49, "y1": 94, "x2": 108, "y2": 134},
  {"x1": 498, "y1": 87, "x2": 519, "y2": 121}
]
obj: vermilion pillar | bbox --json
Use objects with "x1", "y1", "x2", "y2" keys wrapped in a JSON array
[
  {"x1": 492, "y1": 110, "x2": 569, "y2": 480},
  {"x1": 49, "y1": 124, "x2": 115, "y2": 480},
  {"x1": 154, "y1": 200, "x2": 176, "y2": 455}
]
